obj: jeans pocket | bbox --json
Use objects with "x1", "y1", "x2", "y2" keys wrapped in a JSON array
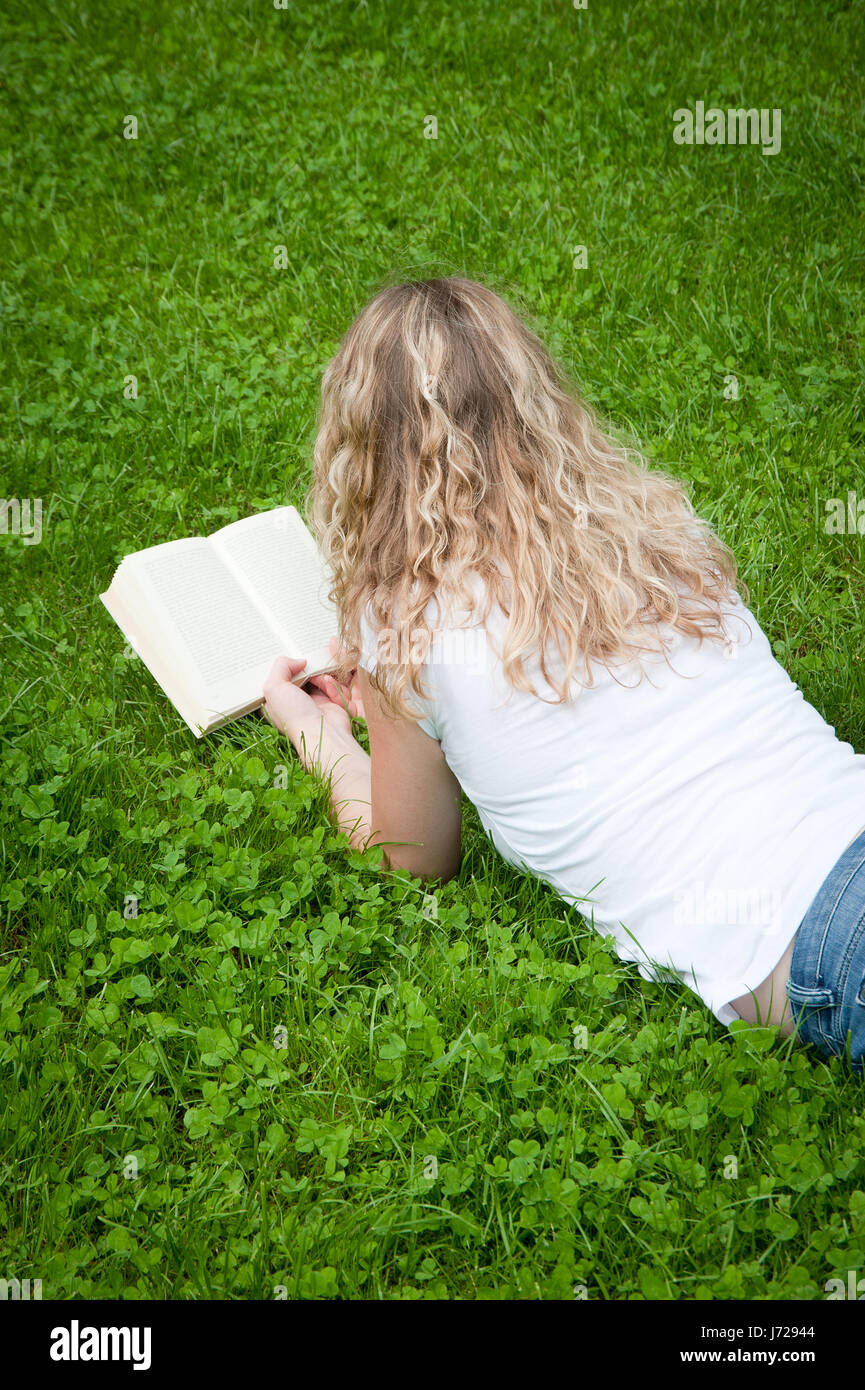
[
  {"x1": 787, "y1": 982, "x2": 834, "y2": 1009},
  {"x1": 787, "y1": 982, "x2": 839, "y2": 1046}
]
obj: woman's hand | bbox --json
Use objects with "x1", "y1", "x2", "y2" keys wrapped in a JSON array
[
  {"x1": 261, "y1": 639, "x2": 365, "y2": 745},
  {"x1": 310, "y1": 636, "x2": 366, "y2": 721},
  {"x1": 261, "y1": 644, "x2": 374, "y2": 849}
]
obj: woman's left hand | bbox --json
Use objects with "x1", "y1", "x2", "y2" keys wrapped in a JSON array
[{"x1": 312, "y1": 636, "x2": 366, "y2": 721}]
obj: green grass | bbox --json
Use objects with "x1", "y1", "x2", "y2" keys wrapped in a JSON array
[{"x1": 2, "y1": 0, "x2": 865, "y2": 1300}]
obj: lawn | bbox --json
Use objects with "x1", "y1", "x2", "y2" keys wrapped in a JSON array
[{"x1": 1, "y1": 0, "x2": 865, "y2": 1301}]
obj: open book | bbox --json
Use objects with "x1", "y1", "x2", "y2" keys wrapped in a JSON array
[{"x1": 100, "y1": 505, "x2": 339, "y2": 737}]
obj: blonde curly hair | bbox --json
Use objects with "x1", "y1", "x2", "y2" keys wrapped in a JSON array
[{"x1": 307, "y1": 275, "x2": 741, "y2": 721}]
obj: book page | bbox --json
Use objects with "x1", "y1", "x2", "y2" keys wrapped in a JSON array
[
  {"x1": 210, "y1": 507, "x2": 338, "y2": 676},
  {"x1": 123, "y1": 538, "x2": 286, "y2": 720}
]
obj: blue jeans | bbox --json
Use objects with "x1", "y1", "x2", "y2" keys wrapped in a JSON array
[{"x1": 787, "y1": 826, "x2": 865, "y2": 1071}]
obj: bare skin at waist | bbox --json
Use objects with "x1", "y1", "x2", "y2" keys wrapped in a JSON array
[{"x1": 730, "y1": 937, "x2": 797, "y2": 1037}]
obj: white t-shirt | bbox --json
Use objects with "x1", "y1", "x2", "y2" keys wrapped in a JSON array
[{"x1": 358, "y1": 582, "x2": 865, "y2": 1025}]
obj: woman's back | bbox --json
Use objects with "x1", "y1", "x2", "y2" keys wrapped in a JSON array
[{"x1": 361, "y1": 582, "x2": 865, "y2": 1025}]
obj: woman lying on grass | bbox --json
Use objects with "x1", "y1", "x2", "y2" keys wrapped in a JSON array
[{"x1": 262, "y1": 275, "x2": 865, "y2": 1071}]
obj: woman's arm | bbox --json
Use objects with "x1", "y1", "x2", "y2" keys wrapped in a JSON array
[
  {"x1": 261, "y1": 656, "x2": 462, "y2": 884},
  {"x1": 358, "y1": 666, "x2": 462, "y2": 883}
]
